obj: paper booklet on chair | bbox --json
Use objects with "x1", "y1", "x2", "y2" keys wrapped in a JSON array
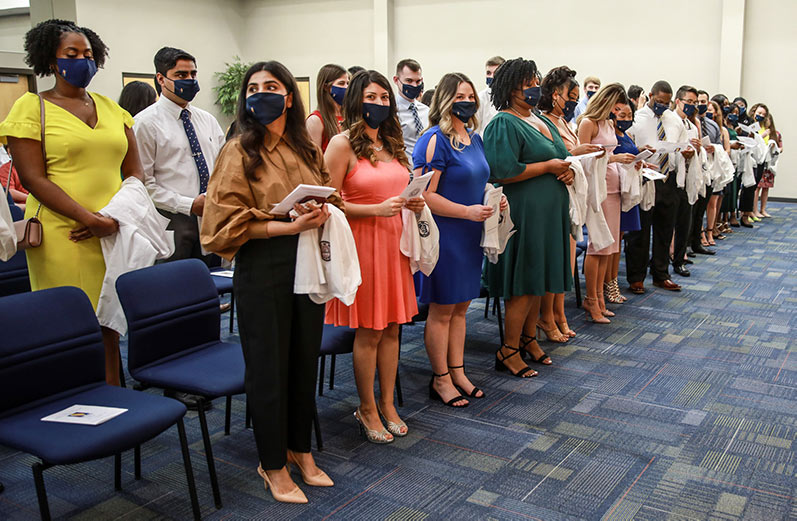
[
  {"x1": 271, "y1": 184, "x2": 336, "y2": 215},
  {"x1": 41, "y1": 405, "x2": 128, "y2": 426}
]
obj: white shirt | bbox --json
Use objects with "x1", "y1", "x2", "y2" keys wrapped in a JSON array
[
  {"x1": 395, "y1": 94, "x2": 429, "y2": 160},
  {"x1": 476, "y1": 87, "x2": 498, "y2": 136},
  {"x1": 572, "y1": 95, "x2": 589, "y2": 122},
  {"x1": 134, "y1": 95, "x2": 225, "y2": 216}
]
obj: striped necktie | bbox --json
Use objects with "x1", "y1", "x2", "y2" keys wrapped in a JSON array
[
  {"x1": 656, "y1": 117, "x2": 669, "y2": 178},
  {"x1": 409, "y1": 103, "x2": 423, "y2": 136}
]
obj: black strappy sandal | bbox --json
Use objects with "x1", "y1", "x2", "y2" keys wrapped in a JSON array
[
  {"x1": 448, "y1": 364, "x2": 485, "y2": 399},
  {"x1": 495, "y1": 345, "x2": 537, "y2": 378},
  {"x1": 429, "y1": 372, "x2": 469, "y2": 407},
  {"x1": 519, "y1": 334, "x2": 552, "y2": 365}
]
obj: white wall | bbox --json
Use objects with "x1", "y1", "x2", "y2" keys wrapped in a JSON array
[
  {"x1": 74, "y1": 0, "x2": 245, "y2": 127},
  {"x1": 0, "y1": 13, "x2": 28, "y2": 52},
  {"x1": 742, "y1": 0, "x2": 795, "y2": 198}
]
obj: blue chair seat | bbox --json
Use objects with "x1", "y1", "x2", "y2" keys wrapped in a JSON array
[
  {"x1": 320, "y1": 324, "x2": 356, "y2": 356},
  {"x1": 132, "y1": 341, "x2": 244, "y2": 398},
  {"x1": 210, "y1": 274, "x2": 233, "y2": 294},
  {"x1": 0, "y1": 384, "x2": 185, "y2": 465}
]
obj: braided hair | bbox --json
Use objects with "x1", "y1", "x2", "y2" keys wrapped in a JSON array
[
  {"x1": 539, "y1": 66, "x2": 578, "y2": 113},
  {"x1": 489, "y1": 58, "x2": 540, "y2": 111},
  {"x1": 24, "y1": 19, "x2": 108, "y2": 76}
]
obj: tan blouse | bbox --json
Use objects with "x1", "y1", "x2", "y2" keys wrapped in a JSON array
[
  {"x1": 200, "y1": 132, "x2": 342, "y2": 260},
  {"x1": 544, "y1": 111, "x2": 579, "y2": 152}
]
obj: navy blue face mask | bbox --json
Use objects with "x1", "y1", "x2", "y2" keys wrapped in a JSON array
[
  {"x1": 486, "y1": 77, "x2": 493, "y2": 87},
  {"x1": 706, "y1": 112, "x2": 714, "y2": 120},
  {"x1": 737, "y1": 105, "x2": 746, "y2": 117},
  {"x1": 523, "y1": 86, "x2": 541, "y2": 107},
  {"x1": 400, "y1": 81, "x2": 423, "y2": 100},
  {"x1": 169, "y1": 79, "x2": 200, "y2": 102},
  {"x1": 722, "y1": 105, "x2": 732, "y2": 115},
  {"x1": 727, "y1": 114, "x2": 739, "y2": 125},
  {"x1": 652, "y1": 102, "x2": 669, "y2": 116},
  {"x1": 682, "y1": 103, "x2": 696, "y2": 117},
  {"x1": 559, "y1": 97, "x2": 577, "y2": 120},
  {"x1": 246, "y1": 92, "x2": 286, "y2": 126},
  {"x1": 362, "y1": 102, "x2": 391, "y2": 129},
  {"x1": 697, "y1": 104, "x2": 708, "y2": 115},
  {"x1": 755, "y1": 114, "x2": 764, "y2": 123},
  {"x1": 586, "y1": 90, "x2": 597, "y2": 98},
  {"x1": 616, "y1": 120, "x2": 633, "y2": 132},
  {"x1": 452, "y1": 101, "x2": 477, "y2": 123},
  {"x1": 56, "y1": 58, "x2": 97, "y2": 88},
  {"x1": 330, "y1": 85, "x2": 346, "y2": 106}
]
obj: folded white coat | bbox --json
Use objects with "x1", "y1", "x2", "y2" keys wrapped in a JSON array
[
  {"x1": 768, "y1": 141, "x2": 782, "y2": 174},
  {"x1": 710, "y1": 145, "x2": 735, "y2": 192},
  {"x1": 481, "y1": 185, "x2": 516, "y2": 263},
  {"x1": 97, "y1": 177, "x2": 175, "y2": 335},
  {"x1": 737, "y1": 147, "x2": 757, "y2": 188},
  {"x1": 682, "y1": 148, "x2": 704, "y2": 205},
  {"x1": 640, "y1": 179, "x2": 656, "y2": 211},
  {"x1": 400, "y1": 204, "x2": 439, "y2": 276},
  {"x1": 0, "y1": 195, "x2": 16, "y2": 262},
  {"x1": 579, "y1": 153, "x2": 614, "y2": 251},
  {"x1": 619, "y1": 163, "x2": 642, "y2": 213},
  {"x1": 294, "y1": 204, "x2": 361, "y2": 305},
  {"x1": 565, "y1": 160, "x2": 588, "y2": 241}
]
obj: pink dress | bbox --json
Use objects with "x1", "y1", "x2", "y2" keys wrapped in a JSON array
[
  {"x1": 587, "y1": 120, "x2": 621, "y2": 256},
  {"x1": 326, "y1": 157, "x2": 418, "y2": 330}
]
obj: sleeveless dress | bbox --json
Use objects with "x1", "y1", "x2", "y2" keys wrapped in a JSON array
[
  {"x1": 587, "y1": 120, "x2": 621, "y2": 255},
  {"x1": 0, "y1": 92, "x2": 132, "y2": 310},
  {"x1": 482, "y1": 112, "x2": 572, "y2": 297},
  {"x1": 412, "y1": 126, "x2": 490, "y2": 305},
  {"x1": 325, "y1": 157, "x2": 418, "y2": 330},
  {"x1": 615, "y1": 131, "x2": 641, "y2": 232},
  {"x1": 307, "y1": 110, "x2": 343, "y2": 152}
]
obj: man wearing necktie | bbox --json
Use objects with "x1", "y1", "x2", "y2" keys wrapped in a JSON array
[
  {"x1": 135, "y1": 47, "x2": 225, "y2": 264},
  {"x1": 394, "y1": 58, "x2": 429, "y2": 163}
]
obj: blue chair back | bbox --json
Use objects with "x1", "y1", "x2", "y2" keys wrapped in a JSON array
[
  {"x1": 0, "y1": 287, "x2": 105, "y2": 415},
  {"x1": 0, "y1": 250, "x2": 30, "y2": 297},
  {"x1": 116, "y1": 259, "x2": 220, "y2": 373}
]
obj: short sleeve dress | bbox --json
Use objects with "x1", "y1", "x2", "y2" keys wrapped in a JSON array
[
  {"x1": 482, "y1": 112, "x2": 572, "y2": 297},
  {"x1": 0, "y1": 92, "x2": 133, "y2": 310},
  {"x1": 412, "y1": 126, "x2": 490, "y2": 305},
  {"x1": 325, "y1": 156, "x2": 418, "y2": 330}
]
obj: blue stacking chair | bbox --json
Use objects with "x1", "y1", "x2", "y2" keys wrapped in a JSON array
[
  {"x1": 0, "y1": 287, "x2": 201, "y2": 520},
  {"x1": 116, "y1": 259, "x2": 245, "y2": 510},
  {"x1": 210, "y1": 268, "x2": 235, "y2": 333},
  {"x1": 0, "y1": 197, "x2": 30, "y2": 297},
  {"x1": 315, "y1": 324, "x2": 356, "y2": 450}
]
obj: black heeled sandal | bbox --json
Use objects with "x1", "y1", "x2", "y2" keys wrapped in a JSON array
[
  {"x1": 495, "y1": 345, "x2": 537, "y2": 378},
  {"x1": 448, "y1": 364, "x2": 485, "y2": 399},
  {"x1": 429, "y1": 372, "x2": 469, "y2": 407},
  {"x1": 520, "y1": 334, "x2": 552, "y2": 365}
]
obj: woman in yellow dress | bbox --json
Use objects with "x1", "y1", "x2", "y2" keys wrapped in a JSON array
[{"x1": 0, "y1": 19, "x2": 145, "y2": 384}]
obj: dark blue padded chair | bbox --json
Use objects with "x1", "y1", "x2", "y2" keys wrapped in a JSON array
[
  {"x1": 0, "y1": 287, "x2": 200, "y2": 520},
  {"x1": 210, "y1": 268, "x2": 234, "y2": 333},
  {"x1": 0, "y1": 195, "x2": 30, "y2": 297},
  {"x1": 314, "y1": 324, "x2": 356, "y2": 450},
  {"x1": 116, "y1": 259, "x2": 245, "y2": 510}
]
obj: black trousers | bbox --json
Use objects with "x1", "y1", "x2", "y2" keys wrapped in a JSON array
[
  {"x1": 158, "y1": 210, "x2": 218, "y2": 266},
  {"x1": 739, "y1": 164, "x2": 765, "y2": 212},
  {"x1": 624, "y1": 206, "x2": 653, "y2": 284},
  {"x1": 690, "y1": 193, "x2": 710, "y2": 248},
  {"x1": 234, "y1": 236, "x2": 324, "y2": 470},
  {"x1": 650, "y1": 178, "x2": 690, "y2": 280}
]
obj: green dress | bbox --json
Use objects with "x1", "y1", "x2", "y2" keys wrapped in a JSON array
[{"x1": 483, "y1": 112, "x2": 572, "y2": 297}]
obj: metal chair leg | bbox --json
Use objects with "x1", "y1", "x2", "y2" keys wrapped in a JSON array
[
  {"x1": 197, "y1": 400, "x2": 222, "y2": 509},
  {"x1": 318, "y1": 355, "x2": 326, "y2": 396},
  {"x1": 134, "y1": 445, "x2": 141, "y2": 480},
  {"x1": 32, "y1": 461, "x2": 51, "y2": 521},
  {"x1": 496, "y1": 297, "x2": 505, "y2": 346},
  {"x1": 313, "y1": 400, "x2": 323, "y2": 452},
  {"x1": 224, "y1": 395, "x2": 232, "y2": 435},
  {"x1": 245, "y1": 399, "x2": 251, "y2": 429},
  {"x1": 118, "y1": 347, "x2": 126, "y2": 388},
  {"x1": 396, "y1": 326, "x2": 404, "y2": 407},
  {"x1": 329, "y1": 354, "x2": 336, "y2": 390},
  {"x1": 176, "y1": 418, "x2": 201, "y2": 521},
  {"x1": 229, "y1": 290, "x2": 235, "y2": 334},
  {"x1": 574, "y1": 263, "x2": 583, "y2": 308},
  {"x1": 114, "y1": 453, "x2": 122, "y2": 490},
  {"x1": 0, "y1": 480, "x2": 4, "y2": 493},
  {"x1": 484, "y1": 295, "x2": 489, "y2": 318}
]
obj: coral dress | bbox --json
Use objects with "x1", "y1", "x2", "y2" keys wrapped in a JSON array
[{"x1": 325, "y1": 157, "x2": 417, "y2": 330}]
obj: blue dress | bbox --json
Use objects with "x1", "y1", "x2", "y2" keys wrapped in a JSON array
[
  {"x1": 615, "y1": 131, "x2": 641, "y2": 233},
  {"x1": 412, "y1": 126, "x2": 490, "y2": 305}
]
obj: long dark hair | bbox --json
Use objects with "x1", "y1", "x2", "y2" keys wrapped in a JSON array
[
  {"x1": 234, "y1": 61, "x2": 321, "y2": 180},
  {"x1": 315, "y1": 63, "x2": 347, "y2": 142},
  {"x1": 342, "y1": 70, "x2": 410, "y2": 170}
]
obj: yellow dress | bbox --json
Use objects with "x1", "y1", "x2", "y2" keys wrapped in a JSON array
[{"x1": 0, "y1": 92, "x2": 133, "y2": 310}]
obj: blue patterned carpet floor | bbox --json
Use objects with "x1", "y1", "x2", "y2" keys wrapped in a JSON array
[{"x1": 1, "y1": 202, "x2": 796, "y2": 520}]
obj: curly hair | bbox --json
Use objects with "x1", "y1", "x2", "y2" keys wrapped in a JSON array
[
  {"x1": 427, "y1": 72, "x2": 478, "y2": 151},
  {"x1": 342, "y1": 70, "x2": 410, "y2": 170},
  {"x1": 24, "y1": 19, "x2": 108, "y2": 76},
  {"x1": 233, "y1": 61, "x2": 321, "y2": 180},
  {"x1": 539, "y1": 66, "x2": 578, "y2": 113},
  {"x1": 489, "y1": 58, "x2": 540, "y2": 111}
]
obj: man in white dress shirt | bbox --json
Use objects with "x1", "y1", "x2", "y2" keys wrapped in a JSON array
[
  {"x1": 625, "y1": 80, "x2": 692, "y2": 292},
  {"x1": 476, "y1": 55, "x2": 504, "y2": 136},
  {"x1": 393, "y1": 58, "x2": 429, "y2": 161},
  {"x1": 134, "y1": 47, "x2": 225, "y2": 263},
  {"x1": 571, "y1": 75, "x2": 600, "y2": 122}
]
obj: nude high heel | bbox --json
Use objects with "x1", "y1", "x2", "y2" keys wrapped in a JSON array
[
  {"x1": 286, "y1": 452, "x2": 334, "y2": 487},
  {"x1": 584, "y1": 297, "x2": 610, "y2": 324},
  {"x1": 257, "y1": 465, "x2": 308, "y2": 503}
]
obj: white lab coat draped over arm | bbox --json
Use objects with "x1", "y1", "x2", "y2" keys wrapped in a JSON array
[
  {"x1": 565, "y1": 160, "x2": 588, "y2": 241},
  {"x1": 400, "y1": 204, "x2": 439, "y2": 276},
  {"x1": 619, "y1": 163, "x2": 642, "y2": 212},
  {"x1": 294, "y1": 204, "x2": 361, "y2": 305},
  {"x1": 579, "y1": 153, "x2": 614, "y2": 251},
  {"x1": 481, "y1": 185, "x2": 516, "y2": 263},
  {"x1": 97, "y1": 177, "x2": 176, "y2": 334}
]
